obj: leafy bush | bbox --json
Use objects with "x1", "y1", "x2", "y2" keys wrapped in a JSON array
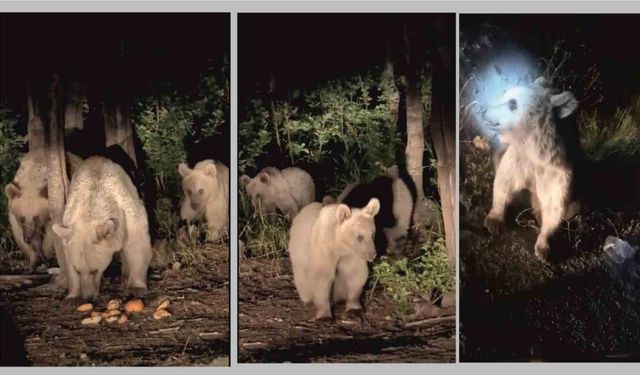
[
  {"x1": 373, "y1": 235, "x2": 455, "y2": 314},
  {"x1": 0, "y1": 106, "x2": 26, "y2": 256},
  {"x1": 239, "y1": 68, "x2": 401, "y2": 185},
  {"x1": 134, "y1": 70, "x2": 229, "y2": 265}
]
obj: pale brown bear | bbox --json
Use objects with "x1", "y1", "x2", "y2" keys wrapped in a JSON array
[
  {"x1": 482, "y1": 76, "x2": 579, "y2": 260},
  {"x1": 5, "y1": 151, "x2": 82, "y2": 271},
  {"x1": 52, "y1": 156, "x2": 152, "y2": 301},
  {"x1": 288, "y1": 198, "x2": 380, "y2": 321},
  {"x1": 240, "y1": 166, "x2": 315, "y2": 223},
  {"x1": 179, "y1": 159, "x2": 229, "y2": 242}
]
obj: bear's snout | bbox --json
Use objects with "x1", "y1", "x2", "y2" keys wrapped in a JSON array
[{"x1": 190, "y1": 202, "x2": 199, "y2": 211}]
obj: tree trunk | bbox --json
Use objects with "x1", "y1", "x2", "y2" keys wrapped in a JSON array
[
  {"x1": 103, "y1": 98, "x2": 137, "y2": 166},
  {"x1": 45, "y1": 74, "x2": 69, "y2": 225},
  {"x1": 403, "y1": 23, "x2": 425, "y2": 202},
  {"x1": 429, "y1": 31, "x2": 456, "y2": 263},
  {"x1": 26, "y1": 82, "x2": 45, "y2": 152},
  {"x1": 64, "y1": 80, "x2": 85, "y2": 130}
]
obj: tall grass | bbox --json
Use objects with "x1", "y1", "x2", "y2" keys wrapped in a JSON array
[
  {"x1": 238, "y1": 192, "x2": 290, "y2": 259},
  {"x1": 579, "y1": 98, "x2": 640, "y2": 162}
]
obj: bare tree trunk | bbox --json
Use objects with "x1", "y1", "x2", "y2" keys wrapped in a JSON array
[
  {"x1": 45, "y1": 74, "x2": 69, "y2": 225},
  {"x1": 64, "y1": 80, "x2": 85, "y2": 130},
  {"x1": 383, "y1": 43, "x2": 400, "y2": 129},
  {"x1": 429, "y1": 30, "x2": 456, "y2": 263},
  {"x1": 26, "y1": 82, "x2": 45, "y2": 152},
  {"x1": 403, "y1": 23, "x2": 425, "y2": 202},
  {"x1": 103, "y1": 99, "x2": 137, "y2": 166}
]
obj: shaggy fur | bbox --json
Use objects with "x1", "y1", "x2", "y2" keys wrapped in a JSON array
[{"x1": 482, "y1": 76, "x2": 579, "y2": 260}]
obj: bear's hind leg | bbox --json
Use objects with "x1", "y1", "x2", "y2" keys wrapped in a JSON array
[
  {"x1": 534, "y1": 172, "x2": 569, "y2": 261},
  {"x1": 122, "y1": 237, "x2": 152, "y2": 298}
]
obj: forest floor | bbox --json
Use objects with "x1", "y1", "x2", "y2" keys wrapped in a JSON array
[
  {"x1": 0, "y1": 243, "x2": 229, "y2": 366},
  {"x1": 238, "y1": 256, "x2": 456, "y2": 363},
  {"x1": 459, "y1": 141, "x2": 640, "y2": 361}
]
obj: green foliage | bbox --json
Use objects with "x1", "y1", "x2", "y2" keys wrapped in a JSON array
[
  {"x1": 0, "y1": 106, "x2": 26, "y2": 256},
  {"x1": 579, "y1": 98, "x2": 640, "y2": 162},
  {"x1": 239, "y1": 68, "x2": 401, "y2": 184},
  {"x1": 373, "y1": 236, "x2": 455, "y2": 314},
  {"x1": 238, "y1": 192, "x2": 290, "y2": 259}
]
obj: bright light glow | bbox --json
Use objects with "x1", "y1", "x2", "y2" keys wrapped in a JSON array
[{"x1": 465, "y1": 48, "x2": 537, "y2": 148}]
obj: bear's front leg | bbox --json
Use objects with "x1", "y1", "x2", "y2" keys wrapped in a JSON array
[
  {"x1": 485, "y1": 148, "x2": 524, "y2": 235},
  {"x1": 64, "y1": 263, "x2": 82, "y2": 302}
]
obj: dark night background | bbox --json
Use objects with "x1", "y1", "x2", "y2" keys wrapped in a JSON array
[
  {"x1": 240, "y1": 13, "x2": 453, "y2": 99},
  {"x1": 1, "y1": 13, "x2": 230, "y2": 164},
  {"x1": 462, "y1": 14, "x2": 640, "y2": 113}
]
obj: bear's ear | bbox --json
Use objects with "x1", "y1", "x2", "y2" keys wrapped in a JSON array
[
  {"x1": 240, "y1": 175, "x2": 252, "y2": 188},
  {"x1": 363, "y1": 198, "x2": 381, "y2": 217},
  {"x1": 4, "y1": 182, "x2": 21, "y2": 200},
  {"x1": 258, "y1": 172, "x2": 271, "y2": 185},
  {"x1": 39, "y1": 185, "x2": 48, "y2": 199},
  {"x1": 336, "y1": 204, "x2": 352, "y2": 224},
  {"x1": 94, "y1": 218, "x2": 117, "y2": 243},
  {"x1": 52, "y1": 223, "x2": 73, "y2": 240},
  {"x1": 322, "y1": 195, "x2": 336, "y2": 205},
  {"x1": 178, "y1": 163, "x2": 192, "y2": 177},
  {"x1": 551, "y1": 91, "x2": 578, "y2": 119},
  {"x1": 203, "y1": 164, "x2": 217, "y2": 178}
]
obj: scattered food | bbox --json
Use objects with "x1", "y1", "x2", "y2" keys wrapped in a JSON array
[
  {"x1": 125, "y1": 299, "x2": 144, "y2": 313},
  {"x1": 157, "y1": 299, "x2": 170, "y2": 311},
  {"x1": 117, "y1": 314, "x2": 129, "y2": 324},
  {"x1": 90, "y1": 311, "x2": 102, "y2": 318},
  {"x1": 153, "y1": 308, "x2": 172, "y2": 320},
  {"x1": 103, "y1": 309, "x2": 120, "y2": 318},
  {"x1": 77, "y1": 303, "x2": 93, "y2": 312},
  {"x1": 105, "y1": 314, "x2": 120, "y2": 323},
  {"x1": 472, "y1": 135, "x2": 491, "y2": 152},
  {"x1": 81, "y1": 316, "x2": 102, "y2": 325},
  {"x1": 106, "y1": 299, "x2": 120, "y2": 310}
]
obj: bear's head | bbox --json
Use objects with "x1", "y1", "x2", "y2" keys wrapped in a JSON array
[
  {"x1": 334, "y1": 198, "x2": 380, "y2": 262},
  {"x1": 240, "y1": 167, "x2": 280, "y2": 214},
  {"x1": 483, "y1": 76, "x2": 578, "y2": 135},
  {"x1": 179, "y1": 162, "x2": 217, "y2": 213},
  {"x1": 52, "y1": 218, "x2": 123, "y2": 300},
  {"x1": 5, "y1": 182, "x2": 50, "y2": 245}
]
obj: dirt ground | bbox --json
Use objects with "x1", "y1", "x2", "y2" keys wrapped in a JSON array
[
  {"x1": 0, "y1": 243, "x2": 229, "y2": 366},
  {"x1": 239, "y1": 257, "x2": 455, "y2": 363},
  {"x1": 459, "y1": 141, "x2": 640, "y2": 361}
]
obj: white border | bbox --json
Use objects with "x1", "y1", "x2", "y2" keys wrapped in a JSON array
[{"x1": 1, "y1": 1, "x2": 640, "y2": 372}]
